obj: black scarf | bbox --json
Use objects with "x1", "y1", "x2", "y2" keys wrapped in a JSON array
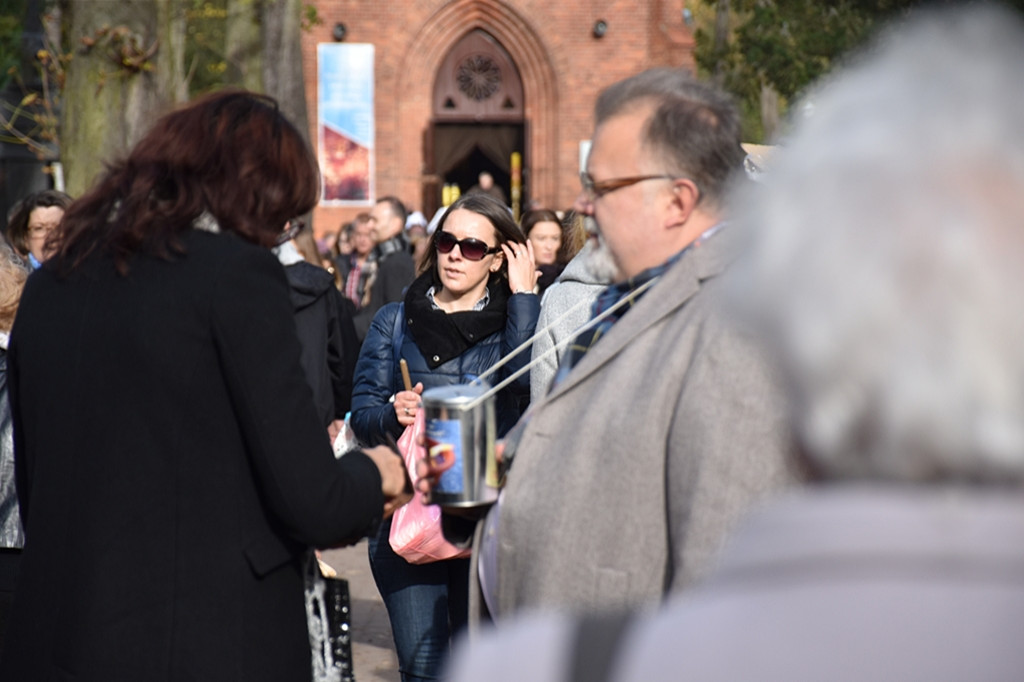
[
  {"x1": 403, "y1": 270, "x2": 510, "y2": 369},
  {"x1": 374, "y1": 232, "x2": 410, "y2": 260}
]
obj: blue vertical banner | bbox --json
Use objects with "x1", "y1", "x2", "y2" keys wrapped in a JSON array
[{"x1": 317, "y1": 43, "x2": 375, "y2": 205}]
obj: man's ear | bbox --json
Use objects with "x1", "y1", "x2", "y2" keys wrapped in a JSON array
[{"x1": 667, "y1": 178, "x2": 701, "y2": 227}]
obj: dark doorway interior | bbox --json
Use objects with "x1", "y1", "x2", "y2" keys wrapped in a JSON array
[
  {"x1": 446, "y1": 147, "x2": 508, "y2": 200},
  {"x1": 430, "y1": 122, "x2": 525, "y2": 216}
]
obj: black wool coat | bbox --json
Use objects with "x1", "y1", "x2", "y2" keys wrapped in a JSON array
[
  {"x1": 0, "y1": 229, "x2": 384, "y2": 681},
  {"x1": 283, "y1": 260, "x2": 358, "y2": 423}
]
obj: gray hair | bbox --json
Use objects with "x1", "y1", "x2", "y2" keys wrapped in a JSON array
[
  {"x1": 595, "y1": 68, "x2": 745, "y2": 206},
  {"x1": 736, "y1": 5, "x2": 1024, "y2": 484}
]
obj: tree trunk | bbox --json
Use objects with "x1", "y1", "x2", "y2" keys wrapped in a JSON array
[
  {"x1": 224, "y1": 0, "x2": 261, "y2": 91},
  {"x1": 156, "y1": 0, "x2": 188, "y2": 105},
  {"x1": 59, "y1": 0, "x2": 308, "y2": 197},
  {"x1": 261, "y1": 0, "x2": 309, "y2": 146},
  {"x1": 712, "y1": 0, "x2": 731, "y2": 85},
  {"x1": 60, "y1": 0, "x2": 186, "y2": 196},
  {"x1": 224, "y1": 0, "x2": 308, "y2": 144},
  {"x1": 760, "y1": 80, "x2": 780, "y2": 142},
  {"x1": 258, "y1": 0, "x2": 313, "y2": 224}
]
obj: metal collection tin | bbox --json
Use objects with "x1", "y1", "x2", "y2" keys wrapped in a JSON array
[{"x1": 421, "y1": 383, "x2": 499, "y2": 509}]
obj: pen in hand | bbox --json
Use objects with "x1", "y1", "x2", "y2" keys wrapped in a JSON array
[{"x1": 400, "y1": 358, "x2": 413, "y2": 392}]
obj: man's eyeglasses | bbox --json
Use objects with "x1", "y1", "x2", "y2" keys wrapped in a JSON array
[
  {"x1": 435, "y1": 230, "x2": 501, "y2": 261},
  {"x1": 276, "y1": 220, "x2": 304, "y2": 246},
  {"x1": 579, "y1": 172, "x2": 679, "y2": 202}
]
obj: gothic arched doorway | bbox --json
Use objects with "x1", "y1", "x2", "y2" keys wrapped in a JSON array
[{"x1": 425, "y1": 30, "x2": 525, "y2": 219}]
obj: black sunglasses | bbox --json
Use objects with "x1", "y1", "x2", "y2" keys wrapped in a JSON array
[
  {"x1": 434, "y1": 230, "x2": 501, "y2": 261},
  {"x1": 276, "y1": 220, "x2": 304, "y2": 246}
]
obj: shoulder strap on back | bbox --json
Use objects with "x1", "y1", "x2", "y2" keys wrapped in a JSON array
[
  {"x1": 569, "y1": 610, "x2": 634, "y2": 682},
  {"x1": 390, "y1": 303, "x2": 405, "y2": 366}
]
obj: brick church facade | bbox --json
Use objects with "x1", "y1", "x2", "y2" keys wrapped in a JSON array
[{"x1": 302, "y1": 0, "x2": 695, "y2": 236}]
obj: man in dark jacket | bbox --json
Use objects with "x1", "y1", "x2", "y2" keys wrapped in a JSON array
[
  {"x1": 353, "y1": 197, "x2": 415, "y2": 341},
  {"x1": 277, "y1": 240, "x2": 357, "y2": 423}
]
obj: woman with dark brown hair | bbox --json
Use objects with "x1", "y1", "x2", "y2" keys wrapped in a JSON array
[
  {"x1": 350, "y1": 192, "x2": 539, "y2": 681},
  {"x1": 521, "y1": 208, "x2": 581, "y2": 296},
  {"x1": 0, "y1": 91, "x2": 409, "y2": 681}
]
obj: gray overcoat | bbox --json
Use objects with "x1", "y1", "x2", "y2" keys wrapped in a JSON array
[{"x1": 481, "y1": 228, "x2": 801, "y2": 618}]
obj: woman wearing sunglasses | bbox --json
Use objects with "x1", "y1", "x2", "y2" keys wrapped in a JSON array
[{"x1": 350, "y1": 192, "x2": 539, "y2": 681}]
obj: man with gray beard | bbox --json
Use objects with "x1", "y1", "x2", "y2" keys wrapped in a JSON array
[{"x1": 424, "y1": 68, "x2": 799, "y2": 623}]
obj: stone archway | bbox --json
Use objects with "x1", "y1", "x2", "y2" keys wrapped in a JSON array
[
  {"x1": 433, "y1": 29, "x2": 524, "y2": 123},
  {"x1": 394, "y1": 0, "x2": 558, "y2": 217},
  {"x1": 429, "y1": 29, "x2": 525, "y2": 216}
]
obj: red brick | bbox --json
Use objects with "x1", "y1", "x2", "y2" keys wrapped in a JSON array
[{"x1": 305, "y1": 0, "x2": 695, "y2": 238}]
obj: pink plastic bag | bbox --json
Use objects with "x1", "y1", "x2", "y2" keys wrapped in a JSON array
[{"x1": 389, "y1": 410, "x2": 471, "y2": 564}]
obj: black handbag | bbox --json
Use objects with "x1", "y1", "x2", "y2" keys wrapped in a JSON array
[{"x1": 305, "y1": 553, "x2": 355, "y2": 682}]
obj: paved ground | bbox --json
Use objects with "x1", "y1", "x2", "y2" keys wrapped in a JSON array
[{"x1": 322, "y1": 542, "x2": 401, "y2": 682}]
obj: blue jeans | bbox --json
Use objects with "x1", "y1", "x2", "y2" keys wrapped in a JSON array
[{"x1": 367, "y1": 517, "x2": 470, "y2": 681}]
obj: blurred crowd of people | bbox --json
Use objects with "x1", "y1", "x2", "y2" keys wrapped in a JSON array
[{"x1": 2, "y1": 3, "x2": 1024, "y2": 681}]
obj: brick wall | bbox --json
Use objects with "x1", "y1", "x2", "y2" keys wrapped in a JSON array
[{"x1": 304, "y1": 0, "x2": 694, "y2": 239}]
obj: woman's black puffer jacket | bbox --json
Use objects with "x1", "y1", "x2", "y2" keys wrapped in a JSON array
[{"x1": 350, "y1": 272, "x2": 539, "y2": 447}]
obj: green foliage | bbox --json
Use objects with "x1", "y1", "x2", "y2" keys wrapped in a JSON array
[
  {"x1": 694, "y1": 0, "x2": 1024, "y2": 141},
  {"x1": 302, "y1": 2, "x2": 322, "y2": 32},
  {"x1": 0, "y1": 0, "x2": 27, "y2": 91},
  {"x1": 730, "y1": 0, "x2": 881, "y2": 100},
  {"x1": 0, "y1": 1, "x2": 65, "y2": 157},
  {"x1": 0, "y1": 36, "x2": 67, "y2": 158}
]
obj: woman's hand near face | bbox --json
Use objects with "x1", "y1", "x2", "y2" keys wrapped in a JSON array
[
  {"x1": 394, "y1": 382, "x2": 424, "y2": 426},
  {"x1": 502, "y1": 240, "x2": 539, "y2": 294}
]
